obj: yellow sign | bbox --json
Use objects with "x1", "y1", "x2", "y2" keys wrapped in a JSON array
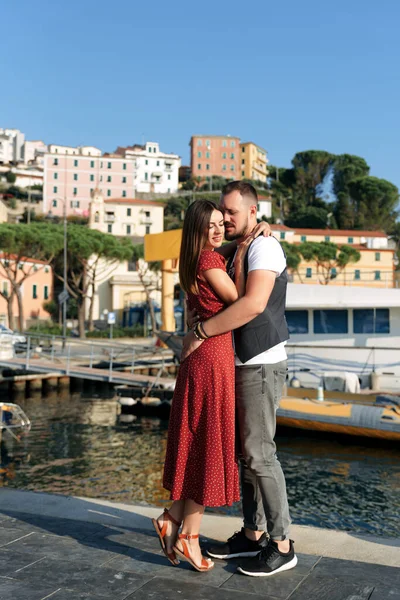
[{"x1": 144, "y1": 229, "x2": 182, "y2": 262}]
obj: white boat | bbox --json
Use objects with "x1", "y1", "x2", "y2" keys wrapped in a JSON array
[{"x1": 285, "y1": 283, "x2": 400, "y2": 392}]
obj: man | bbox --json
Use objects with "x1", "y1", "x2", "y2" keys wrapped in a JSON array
[{"x1": 181, "y1": 181, "x2": 297, "y2": 577}]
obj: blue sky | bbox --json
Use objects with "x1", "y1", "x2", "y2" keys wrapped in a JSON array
[{"x1": 1, "y1": 0, "x2": 399, "y2": 192}]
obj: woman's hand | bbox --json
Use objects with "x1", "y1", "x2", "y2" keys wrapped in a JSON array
[
  {"x1": 234, "y1": 235, "x2": 254, "y2": 267},
  {"x1": 186, "y1": 307, "x2": 199, "y2": 330},
  {"x1": 251, "y1": 220, "x2": 272, "y2": 239},
  {"x1": 181, "y1": 330, "x2": 203, "y2": 362}
]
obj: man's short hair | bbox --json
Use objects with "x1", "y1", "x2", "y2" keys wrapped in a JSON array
[{"x1": 221, "y1": 180, "x2": 258, "y2": 204}]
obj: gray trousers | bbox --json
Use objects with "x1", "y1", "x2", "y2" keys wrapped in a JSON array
[{"x1": 235, "y1": 360, "x2": 291, "y2": 540}]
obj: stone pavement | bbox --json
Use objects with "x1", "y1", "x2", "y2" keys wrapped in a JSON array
[{"x1": 0, "y1": 490, "x2": 399, "y2": 600}]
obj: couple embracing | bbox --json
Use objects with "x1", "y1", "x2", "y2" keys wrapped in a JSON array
[{"x1": 152, "y1": 181, "x2": 296, "y2": 578}]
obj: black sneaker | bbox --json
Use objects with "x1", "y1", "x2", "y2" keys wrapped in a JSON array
[
  {"x1": 206, "y1": 528, "x2": 268, "y2": 559},
  {"x1": 237, "y1": 539, "x2": 297, "y2": 577}
]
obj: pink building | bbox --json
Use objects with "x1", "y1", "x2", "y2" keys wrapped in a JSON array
[
  {"x1": 0, "y1": 255, "x2": 53, "y2": 328},
  {"x1": 43, "y1": 145, "x2": 136, "y2": 217}
]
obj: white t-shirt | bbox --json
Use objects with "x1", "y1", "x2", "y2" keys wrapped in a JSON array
[{"x1": 234, "y1": 236, "x2": 288, "y2": 366}]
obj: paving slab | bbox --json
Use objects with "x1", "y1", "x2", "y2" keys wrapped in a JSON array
[{"x1": 0, "y1": 490, "x2": 399, "y2": 600}]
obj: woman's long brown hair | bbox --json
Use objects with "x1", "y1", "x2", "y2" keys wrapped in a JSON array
[{"x1": 179, "y1": 200, "x2": 219, "y2": 295}]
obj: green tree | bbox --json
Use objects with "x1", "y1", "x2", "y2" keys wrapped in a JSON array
[
  {"x1": 299, "y1": 241, "x2": 361, "y2": 284},
  {"x1": 291, "y1": 150, "x2": 334, "y2": 207},
  {"x1": 0, "y1": 223, "x2": 64, "y2": 329},
  {"x1": 348, "y1": 176, "x2": 399, "y2": 230},
  {"x1": 281, "y1": 241, "x2": 303, "y2": 281},
  {"x1": 285, "y1": 206, "x2": 336, "y2": 229},
  {"x1": 332, "y1": 154, "x2": 370, "y2": 228},
  {"x1": 131, "y1": 243, "x2": 161, "y2": 333},
  {"x1": 5, "y1": 171, "x2": 16, "y2": 184},
  {"x1": 50, "y1": 226, "x2": 133, "y2": 337}
]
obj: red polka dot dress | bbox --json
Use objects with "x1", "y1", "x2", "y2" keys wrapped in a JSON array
[{"x1": 163, "y1": 250, "x2": 240, "y2": 507}]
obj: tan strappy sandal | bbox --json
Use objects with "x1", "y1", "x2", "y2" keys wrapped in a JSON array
[
  {"x1": 173, "y1": 533, "x2": 214, "y2": 572},
  {"x1": 151, "y1": 508, "x2": 182, "y2": 566}
]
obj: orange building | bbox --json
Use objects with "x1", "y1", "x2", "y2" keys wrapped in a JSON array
[
  {"x1": 0, "y1": 254, "x2": 53, "y2": 328},
  {"x1": 190, "y1": 135, "x2": 240, "y2": 181}
]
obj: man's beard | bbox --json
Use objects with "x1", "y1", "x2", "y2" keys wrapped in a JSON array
[{"x1": 224, "y1": 219, "x2": 248, "y2": 241}]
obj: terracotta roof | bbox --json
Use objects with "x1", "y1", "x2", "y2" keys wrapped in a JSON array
[
  {"x1": 271, "y1": 224, "x2": 294, "y2": 231},
  {"x1": 105, "y1": 198, "x2": 166, "y2": 207},
  {"x1": 258, "y1": 195, "x2": 272, "y2": 201},
  {"x1": 293, "y1": 228, "x2": 388, "y2": 237}
]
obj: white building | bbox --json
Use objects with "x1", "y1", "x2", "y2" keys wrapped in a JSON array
[
  {"x1": 0, "y1": 128, "x2": 25, "y2": 164},
  {"x1": 86, "y1": 189, "x2": 165, "y2": 323},
  {"x1": 10, "y1": 166, "x2": 44, "y2": 188},
  {"x1": 88, "y1": 189, "x2": 164, "y2": 237},
  {"x1": 257, "y1": 195, "x2": 272, "y2": 220},
  {"x1": 23, "y1": 140, "x2": 48, "y2": 166},
  {"x1": 115, "y1": 142, "x2": 180, "y2": 194}
]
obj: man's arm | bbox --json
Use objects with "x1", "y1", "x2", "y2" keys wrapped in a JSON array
[
  {"x1": 203, "y1": 270, "x2": 275, "y2": 336},
  {"x1": 180, "y1": 270, "x2": 276, "y2": 361}
]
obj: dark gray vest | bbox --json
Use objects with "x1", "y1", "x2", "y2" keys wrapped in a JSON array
[{"x1": 228, "y1": 240, "x2": 290, "y2": 363}]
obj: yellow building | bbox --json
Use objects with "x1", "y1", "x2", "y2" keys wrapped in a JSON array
[
  {"x1": 271, "y1": 226, "x2": 396, "y2": 288},
  {"x1": 240, "y1": 142, "x2": 268, "y2": 183}
]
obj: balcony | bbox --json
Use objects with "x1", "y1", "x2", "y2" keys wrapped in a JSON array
[
  {"x1": 141, "y1": 218, "x2": 152, "y2": 225},
  {"x1": 104, "y1": 214, "x2": 115, "y2": 222}
]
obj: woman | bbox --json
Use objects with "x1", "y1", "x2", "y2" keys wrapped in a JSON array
[{"x1": 152, "y1": 200, "x2": 251, "y2": 572}]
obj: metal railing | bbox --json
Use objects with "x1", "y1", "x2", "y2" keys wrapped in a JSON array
[{"x1": 9, "y1": 333, "x2": 174, "y2": 383}]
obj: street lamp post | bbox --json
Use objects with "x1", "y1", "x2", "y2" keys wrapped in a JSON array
[{"x1": 47, "y1": 198, "x2": 68, "y2": 348}]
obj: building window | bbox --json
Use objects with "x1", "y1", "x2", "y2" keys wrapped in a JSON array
[
  {"x1": 73, "y1": 174, "x2": 78, "y2": 180},
  {"x1": 198, "y1": 151, "x2": 202, "y2": 158},
  {"x1": 230, "y1": 165, "x2": 235, "y2": 171},
  {"x1": 127, "y1": 225, "x2": 131, "y2": 234},
  {"x1": 90, "y1": 188, "x2": 93, "y2": 194},
  {"x1": 153, "y1": 147, "x2": 156, "y2": 153},
  {"x1": 145, "y1": 172, "x2": 148, "y2": 180},
  {"x1": 242, "y1": 170, "x2": 245, "y2": 176},
  {"x1": 222, "y1": 140, "x2": 227, "y2": 147},
  {"x1": 314, "y1": 309, "x2": 348, "y2": 334},
  {"x1": 123, "y1": 163, "x2": 126, "y2": 170},
  {"x1": 222, "y1": 164, "x2": 227, "y2": 171},
  {"x1": 45, "y1": 267, "x2": 49, "y2": 273},
  {"x1": 32, "y1": 284, "x2": 38, "y2": 299},
  {"x1": 127, "y1": 208, "x2": 131, "y2": 216},
  {"x1": 107, "y1": 190, "x2": 111, "y2": 197},
  {"x1": 145, "y1": 225, "x2": 150, "y2": 234},
  {"x1": 230, "y1": 141, "x2": 235, "y2": 147},
  {"x1": 353, "y1": 308, "x2": 390, "y2": 334},
  {"x1": 222, "y1": 152, "x2": 227, "y2": 159},
  {"x1": 354, "y1": 270, "x2": 361, "y2": 280},
  {"x1": 374, "y1": 270, "x2": 381, "y2": 280},
  {"x1": 206, "y1": 151, "x2": 210, "y2": 158},
  {"x1": 53, "y1": 186, "x2": 57, "y2": 193},
  {"x1": 100, "y1": 161, "x2": 103, "y2": 168},
  {"x1": 90, "y1": 160, "x2": 94, "y2": 168},
  {"x1": 74, "y1": 159, "x2": 78, "y2": 167},
  {"x1": 230, "y1": 153, "x2": 235, "y2": 159},
  {"x1": 107, "y1": 224, "x2": 112, "y2": 233},
  {"x1": 348, "y1": 237, "x2": 354, "y2": 243},
  {"x1": 375, "y1": 252, "x2": 381, "y2": 261},
  {"x1": 286, "y1": 310, "x2": 308, "y2": 334},
  {"x1": 242, "y1": 146, "x2": 245, "y2": 152},
  {"x1": 168, "y1": 174, "x2": 171, "y2": 180},
  {"x1": 198, "y1": 164, "x2": 202, "y2": 170},
  {"x1": 300, "y1": 235, "x2": 306, "y2": 242},
  {"x1": 145, "y1": 159, "x2": 148, "y2": 165},
  {"x1": 54, "y1": 173, "x2": 58, "y2": 179},
  {"x1": 205, "y1": 139, "x2": 210, "y2": 145},
  {"x1": 44, "y1": 285, "x2": 49, "y2": 300},
  {"x1": 306, "y1": 267, "x2": 312, "y2": 277},
  {"x1": 53, "y1": 158, "x2": 58, "y2": 165},
  {"x1": 241, "y1": 159, "x2": 245, "y2": 164},
  {"x1": 206, "y1": 164, "x2": 210, "y2": 170},
  {"x1": 94, "y1": 211, "x2": 99, "y2": 223},
  {"x1": 156, "y1": 160, "x2": 160, "y2": 166},
  {"x1": 331, "y1": 267, "x2": 337, "y2": 279},
  {"x1": 197, "y1": 139, "x2": 202, "y2": 146},
  {"x1": 107, "y1": 162, "x2": 112, "y2": 169},
  {"x1": 70, "y1": 200, "x2": 80, "y2": 208},
  {"x1": 73, "y1": 187, "x2": 77, "y2": 195},
  {"x1": 122, "y1": 176, "x2": 126, "y2": 183},
  {"x1": 280, "y1": 232, "x2": 286, "y2": 240},
  {"x1": 90, "y1": 174, "x2": 94, "y2": 182},
  {"x1": 52, "y1": 199, "x2": 57, "y2": 207},
  {"x1": 122, "y1": 190, "x2": 126, "y2": 197},
  {"x1": 107, "y1": 176, "x2": 111, "y2": 182},
  {"x1": 325, "y1": 236, "x2": 330, "y2": 242}
]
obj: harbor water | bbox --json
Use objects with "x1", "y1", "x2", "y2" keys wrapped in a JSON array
[{"x1": 1, "y1": 390, "x2": 399, "y2": 538}]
